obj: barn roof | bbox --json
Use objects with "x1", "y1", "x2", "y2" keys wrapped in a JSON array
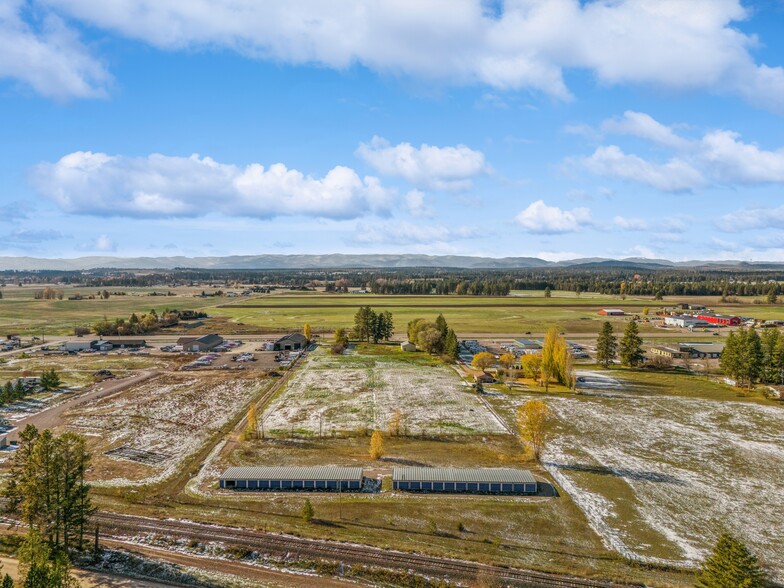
[
  {"x1": 220, "y1": 466, "x2": 363, "y2": 481},
  {"x1": 392, "y1": 467, "x2": 535, "y2": 484}
]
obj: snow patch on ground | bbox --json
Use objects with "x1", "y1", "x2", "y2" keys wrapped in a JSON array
[
  {"x1": 263, "y1": 353, "x2": 507, "y2": 435},
  {"x1": 499, "y1": 390, "x2": 784, "y2": 579}
]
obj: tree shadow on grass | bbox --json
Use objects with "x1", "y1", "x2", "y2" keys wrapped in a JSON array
[{"x1": 546, "y1": 462, "x2": 687, "y2": 486}]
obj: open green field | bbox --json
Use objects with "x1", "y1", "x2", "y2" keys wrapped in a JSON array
[
  {"x1": 213, "y1": 292, "x2": 665, "y2": 335},
  {"x1": 0, "y1": 285, "x2": 219, "y2": 335}
]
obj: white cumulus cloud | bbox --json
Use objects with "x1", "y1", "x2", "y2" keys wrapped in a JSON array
[
  {"x1": 600, "y1": 111, "x2": 691, "y2": 150},
  {"x1": 0, "y1": 0, "x2": 109, "y2": 99},
  {"x1": 356, "y1": 136, "x2": 486, "y2": 191},
  {"x1": 577, "y1": 145, "x2": 706, "y2": 192},
  {"x1": 613, "y1": 216, "x2": 647, "y2": 230},
  {"x1": 26, "y1": 0, "x2": 784, "y2": 111},
  {"x1": 514, "y1": 200, "x2": 591, "y2": 234},
  {"x1": 31, "y1": 151, "x2": 393, "y2": 219},
  {"x1": 573, "y1": 112, "x2": 784, "y2": 191}
]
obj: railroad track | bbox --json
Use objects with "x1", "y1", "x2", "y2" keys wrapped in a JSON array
[{"x1": 95, "y1": 512, "x2": 642, "y2": 588}]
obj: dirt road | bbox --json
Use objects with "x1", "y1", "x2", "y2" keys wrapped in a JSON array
[{"x1": 7, "y1": 370, "x2": 159, "y2": 442}]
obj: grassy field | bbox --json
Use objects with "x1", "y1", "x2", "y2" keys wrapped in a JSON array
[
  {"x1": 487, "y1": 372, "x2": 784, "y2": 581},
  {"x1": 0, "y1": 285, "x2": 218, "y2": 335}
]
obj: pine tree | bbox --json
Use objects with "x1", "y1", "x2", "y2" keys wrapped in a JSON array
[
  {"x1": 444, "y1": 328, "x2": 459, "y2": 360},
  {"x1": 619, "y1": 321, "x2": 644, "y2": 367},
  {"x1": 2, "y1": 573, "x2": 13, "y2": 587},
  {"x1": 435, "y1": 314, "x2": 448, "y2": 342},
  {"x1": 738, "y1": 327, "x2": 763, "y2": 391},
  {"x1": 544, "y1": 286, "x2": 551, "y2": 298},
  {"x1": 695, "y1": 532, "x2": 767, "y2": 588},
  {"x1": 40, "y1": 369, "x2": 61, "y2": 391},
  {"x1": 721, "y1": 331, "x2": 739, "y2": 383},
  {"x1": 596, "y1": 322, "x2": 618, "y2": 368}
]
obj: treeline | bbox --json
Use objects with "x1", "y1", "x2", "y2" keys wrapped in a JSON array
[
  {"x1": 351, "y1": 306, "x2": 394, "y2": 343},
  {"x1": 406, "y1": 314, "x2": 458, "y2": 357},
  {"x1": 89, "y1": 308, "x2": 207, "y2": 336},
  {"x1": 3, "y1": 425, "x2": 92, "y2": 585},
  {"x1": 3, "y1": 266, "x2": 784, "y2": 298},
  {"x1": 1, "y1": 370, "x2": 61, "y2": 408},
  {"x1": 721, "y1": 327, "x2": 784, "y2": 390}
]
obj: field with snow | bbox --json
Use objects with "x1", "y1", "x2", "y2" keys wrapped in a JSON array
[
  {"x1": 65, "y1": 373, "x2": 264, "y2": 485},
  {"x1": 493, "y1": 374, "x2": 784, "y2": 580},
  {"x1": 262, "y1": 348, "x2": 507, "y2": 436}
]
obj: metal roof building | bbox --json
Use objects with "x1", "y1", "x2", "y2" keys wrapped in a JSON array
[
  {"x1": 219, "y1": 466, "x2": 363, "y2": 491},
  {"x1": 392, "y1": 467, "x2": 537, "y2": 494}
]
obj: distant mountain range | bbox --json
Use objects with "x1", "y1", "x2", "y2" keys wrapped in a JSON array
[{"x1": 0, "y1": 254, "x2": 781, "y2": 271}]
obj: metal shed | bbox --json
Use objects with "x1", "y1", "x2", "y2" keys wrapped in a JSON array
[
  {"x1": 392, "y1": 467, "x2": 537, "y2": 494},
  {"x1": 219, "y1": 466, "x2": 363, "y2": 491}
]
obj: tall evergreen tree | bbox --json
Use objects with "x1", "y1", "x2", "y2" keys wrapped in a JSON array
[
  {"x1": 435, "y1": 314, "x2": 448, "y2": 340},
  {"x1": 695, "y1": 532, "x2": 767, "y2": 588},
  {"x1": 619, "y1": 321, "x2": 644, "y2": 367},
  {"x1": 596, "y1": 322, "x2": 618, "y2": 368},
  {"x1": 444, "y1": 328, "x2": 459, "y2": 360},
  {"x1": 737, "y1": 327, "x2": 763, "y2": 391}
]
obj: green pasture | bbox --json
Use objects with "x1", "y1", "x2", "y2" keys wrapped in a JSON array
[{"x1": 0, "y1": 285, "x2": 217, "y2": 335}]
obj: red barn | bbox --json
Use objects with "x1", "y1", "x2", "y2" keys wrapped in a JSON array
[
  {"x1": 695, "y1": 314, "x2": 741, "y2": 326},
  {"x1": 598, "y1": 309, "x2": 625, "y2": 316}
]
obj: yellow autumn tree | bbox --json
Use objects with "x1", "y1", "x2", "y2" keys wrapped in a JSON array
[
  {"x1": 471, "y1": 351, "x2": 495, "y2": 371},
  {"x1": 369, "y1": 430, "x2": 384, "y2": 460},
  {"x1": 387, "y1": 410, "x2": 404, "y2": 437},
  {"x1": 303, "y1": 323, "x2": 312, "y2": 341},
  {"x1": 244, "y1": 403, "x2": 258, "y2": 440},
  {"x1": 516, "y1": 399, "x2": 551, "y2": 461},
  {"x1": 540, "y1": 327, "x2": 559, "y2": 391},
  {"x1": 499, "y1": 352, "x2": 516, "y2": 370}
]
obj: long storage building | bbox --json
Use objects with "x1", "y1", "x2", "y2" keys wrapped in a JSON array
[
  {"x1": 392, "y1": 467, "x2": 537, "y2": 494},
  {"x1": 219, "y1": 466, "x2": 363, "y2": 491}
]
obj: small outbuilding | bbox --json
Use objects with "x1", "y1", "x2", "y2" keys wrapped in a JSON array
[
  {"x1": 273, "y1": 333, "x2": 308, "y2": 351},
  {"x1": 392, "y1": 467, "x2": 537, "y2": 494},
  {"x1": 63, "y1": 340, "x2": 93, "y2": 352},
  {"x1": 219, "y1": 466, "x2": 363, "y2": 491},
  {"x1": 400, "y1": 341, "x2": 416, "y2": 352},
  {"x1": 177, "y1": 333, "x2": 224, "y2": 352},
  {"x1": 91, "y1": 341, "x2": 113, "y2": 352}
]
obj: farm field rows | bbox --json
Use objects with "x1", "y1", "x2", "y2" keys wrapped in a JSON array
[{"x1": 489, "y1": 376, "x2": 784, "y2": 581}]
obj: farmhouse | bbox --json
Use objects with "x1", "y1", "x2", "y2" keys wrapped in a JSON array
[
  {"x1": 695, "y1": 313, "x2": 741, "y2": 326},
  {"x1": 474, "y1": 372, "x2": 496, "y2": 384},
  {"x1": 273, "y1": 333, "x2": 308, "y2": 351},
  {"x1": 400, "y1": 341, "x2": 416, "y2": 352},
  {"x1": 392, "y1": 467, "x2": 537, "y2": 494},
  {"x1": 177, "y1": 333, "x2": 224, "y2": 352},
  {"x1": 219, "y1": 466, "x2": 363, "y2": 491},
  {"x1": 104, "y1": 338, "x2": 147, "y2": 349},
  {"x1": 598, "y1": 309, "x2": 625, "y2": 316}
]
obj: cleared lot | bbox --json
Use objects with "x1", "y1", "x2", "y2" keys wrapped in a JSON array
[
  {"x1": 64, "y1": 373, "x2": 266, "y2": 485},
  {"x1": 492, "y1": 378, "x2": 784, "y2": 580},
  {"x1": 261, "y1": 348, "x2": 507, "y2": 436}
]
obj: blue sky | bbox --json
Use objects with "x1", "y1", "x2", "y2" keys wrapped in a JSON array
[{"x1": 2, "y1": 0, "x2": 784, "y2": 261}]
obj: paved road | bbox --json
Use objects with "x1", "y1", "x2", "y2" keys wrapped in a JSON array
[{"x1": 7, "y1": 370, "x2": 158, "y2": 442}]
